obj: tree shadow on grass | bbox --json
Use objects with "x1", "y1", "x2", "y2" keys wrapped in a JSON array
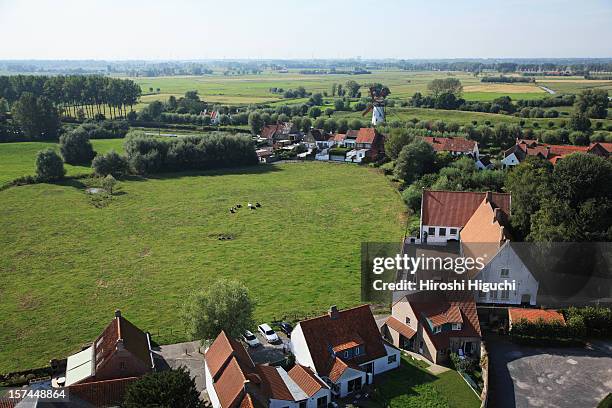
[{"x1": 144, "y1": 163, "x2": 283, "y2": 181}]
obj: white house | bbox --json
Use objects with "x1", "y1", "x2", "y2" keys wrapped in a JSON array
[
  {"x1": 290, "y1": 305, "x2": 400, "y2": 398},
  {"x1": 419, "y1": 190, "x2": 511, "y2": 245},
  {"x1": 205, "y1": 331, "x2": 331, "y2": 408},
  {"x1": 345, "y1": 149, "x2": 369, "y2": 163}
]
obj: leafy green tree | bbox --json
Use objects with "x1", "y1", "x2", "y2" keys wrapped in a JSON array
[
  {"x1": 349, "y1": 119, "x2": 363, "y2": 130},
  {"x1": 384, "y1": 128, "x2": 414, "y2": 160},
  {"x1": 324, "y1": 107, "x2": 334, "y2": 117},
  {"x1": 248, "y1": 111, "x2": 264, "y2": 135},
  {"x1": 313, "y1": 117, "x2": 325, "y2": 129},
  {"x1": 337, "y1": 119, "x2": 349, "y2": 133},
  {"x1": 393, "y1": 140, "x2": 437, "y2": 184},
  {"x1": 123, "y1": 367, "x2": 203, "y2": 408},
  {"x1": 308, "y1": 106, "x2": 322, "y2": 118},
  {"x1": 309, "y1": 93, "x2": 323, "y2": 106},
  {"x1": 59, "y1": 128, "x2": 96, "y2": 165},
  {"x1": 301, "y1": 117, "x2": 312, "y2": 132},
  {"x1": 575, "y1": 89, "x2": 608, "y2": 119},
  {"x1": 36, "y1": 148, "x2": 65, "y2": 181},
  {"x1": 504, "y1": 156, "x2": 553, "y2": 239},
  {"x1": 333, "y1": 99, "x2": 345, "y2": 111},
  {"x1": 12, "y1": 93, "x2": 60, "y2": 139},
  {"x1": 182, "y1": 279, "x2": 255, "y2": 341},
  {"x1": 529, "y1": 154, "x2": 612, "y2": 241},
  {"x1": 569, "y1": 113, "x2": 591, "y2": 132},
  {"x1": 91, "y1": 150, "x2": 130, "y2": 177},
  {"x1": 101, "y1": 174, "x2": 118, "y2": 195},
  {"x1": 345, "y1": 80, "x2": 361, "y2": 98},
  {"x1": 427, "y1": 78, "x2": 463, "y2": 98}
]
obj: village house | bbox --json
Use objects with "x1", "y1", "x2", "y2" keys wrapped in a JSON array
[
  {"x1": 260, "y1": 122, "x2": 301, "y2": 145},
  {"x1": 460, "y1": 193, "x2": 539, "y2": 306},
  {"x1": 44, "y1": 310, "x2": 154, "y2": 406},
  {"x1": 422, "y1": 136, "x2": 479, "y2": 159},
  {"x1": 419, "y1": 190, "x2": 511, "y2": 245},
  {"x1": 501, "y1": 139, "x2": 611, "y2": 168},
  {"x1": 343, "y1": 128, "x2": 385, "y2": 163},
  {"x1": 343, "y1": 129, "x2": 359, "y2": 149},
  {"x1": 382, "y1": 291, "x2": 481, "y2": 365},
  {"x1": 205, "y1": 331, "x2": 331, "y2": 408},
  {"x1": 508, "y1": 308, "x2": 565, "y2": 331},
  {"x1": 290, "y1": 305, "x2": 400, "y2": 398},
  {"x1": 304, "y1": 129, "x2": 334, "y2": 149}
]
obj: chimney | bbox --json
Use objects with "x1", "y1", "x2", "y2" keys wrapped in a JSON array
[
  {"x1": 115, "y1": 309, "x2": 121, "y2": 318},
  {"x1": 485, "y1": 191, "x2": 492, "y2": 203},
  {"x1": 329, "y1": 305, "x2": 339, "y2": 319},
  {"x1": 243, "y1": 379, "x2": 250, "y2": 393},
  {"x1": 116, "y1": 338, "x2": 124, "y2": 351}
]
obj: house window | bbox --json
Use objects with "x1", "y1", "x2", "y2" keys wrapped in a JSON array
[
  {"x1": 501, "y1": 289, "x2": 510, "y2": 299},
  {"x1": 317, "y1": 396, "x2": 328, "y2": 408},
  {"x1": 120, "y1": 361, "x2": 126, "y2": 370},
  {"x1": 354, "y1": 346, "x2": 361, "y2": 356},
  {"x1": 452, "y1": 323, "x2": 462, "y2": 331},
  {"x1": 405, "y1": 316, "x2": 411, "y2": 324},
  {"x1": 433, "y1": 326, "x2": 441, "y2": 334},
  {"x1": 428, "y1": 227, "x2": 435, "y2": 236},
  {"x1": 501, "y1": 268, "x2": 509, "y2": 277},
  {"x1": 450, "y1": 228, "x2": 457, "y2": 235},
  {"x1": 439, "y1": 228, "x2": 447, "y2": 237},
  {"x1": 348, "y1": 377, "x2": 362, "y2": 393},
  {"x1": 490, "y1": 290, "x2": 498, "y2": 300},
  {"x1": 344, "y1": 350, "x2": 350, "y2": 358},
  {"x1": 388, "y1": 354, "x2": 397, "y2": 364},
  {"x1": 299, "y1": 401, "x2": 307, "y2": 408}
]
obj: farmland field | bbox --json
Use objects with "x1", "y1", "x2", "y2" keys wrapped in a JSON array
[
  {"x1": 129, "y1": 70, "x2": 550, "y2": 107},
  {"x1": 0, "y1": 139, "x2": 124, "y2": 186},
  {"x1": 0, "y1": 162, "x2": 406, "y2": 372}
]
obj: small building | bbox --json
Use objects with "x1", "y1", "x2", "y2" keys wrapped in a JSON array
[
  {"x1": 58, "y1": 310, "x2": 154, "y2": 388},
  {"x1": 261, "y1": 122, "x2": 300, "y2": 144},
  {"x1": 205, "y1": 331, "x2": 331, "y2": 408},
  {"x1": 419, "y1": 190, "x2": 511, "y2": 245},
  {"x1": 508, "y1": 308, "x2": 565, "y2": 330},
  {"x1": 383, "y1": 291, "x2": 481, "y2": 365},
  {"x1": 422, "y1": 136, "x2": 479, "y2": 159},
  {"x1": 290, "y1": 305, "x2": 400, "y2": 398},
  {"x1": 304, "y1": 129, "x2": 334, "y2": 149},
  {"x1": 475, "y1": 156, "x2": 494, "y2": 170},
  {"x1": 501, "y1": 139, "x2": 609, "y2": 168}
]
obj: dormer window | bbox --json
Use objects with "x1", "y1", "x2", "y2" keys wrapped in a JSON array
[
  {"x1": 433, "y1": 326, "x2": 441, "y2": 334},
  {"x1": 405, "y1": 317, "x2": 411, "y2": 324},
  {"x1": 452, "y1": 323, "x2": 462, "y2": 331}
]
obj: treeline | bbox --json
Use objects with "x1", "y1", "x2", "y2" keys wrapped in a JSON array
[
  {"x1": 298, "y1": 69, "x2": 371, "y2": 75},
  {"x1": 0, "y1": 75, "x2": 141, "y2": 119},
  {"x1": 397, "y1": 60, "x2": 612, "y2": 73},
  {"x1": 480, "y1": 76, "x2": 535, "y2": 83},
  {"x1": 516, "y1": 94, "x2": 575, "y2": 108},
  {"x1": 123, "y1": 132, "x2": 258, "y2": 174}
]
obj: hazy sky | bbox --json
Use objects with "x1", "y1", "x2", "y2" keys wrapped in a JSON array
[{"x1": 1, "y1": 0, "x2": 611, "y2": 60}]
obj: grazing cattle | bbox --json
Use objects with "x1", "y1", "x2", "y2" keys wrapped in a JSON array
[
  {"x1": 237, "y1": 204, "x2": 242, "y2": 208},
  {"x1": 255, "y1": 202, "x2": 261, "y2": 207}
]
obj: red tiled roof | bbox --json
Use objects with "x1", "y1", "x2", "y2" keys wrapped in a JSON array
[
  {"x1": 92, "y1": 312, "x2": 152, "y2": 376},
  {"x1": 288, "y1": 365, "x2": 328, "y2": 397},
  {"x1": 216, "y1": 358, "x2": 251, "y2": 408},
  {"x1": 422, "y1": 136, "x2": 476, "y2": 153},
  {"x1": 384, "y1": 316, "x2": 416, "y2": 340},
  {"x1": 593, "y1": 142, "x2": 612, "y2": 153},
  {"x1": 69, "y1": 376, "x2": 138, "y2": 407},
  {"x1": 261, "y1": 124, "x2": 281, "y2": 139},
  {"x1": 548, "y1": 145, "x2": 588, "y2": 156},
  {"x1": 297, "y1": 305, "x2": 387, "y2": 378},
  {"x1": 509, "y1": 308, "x2": 565, "y2": 325},
  {"x1": 345, "y1": 129, "x2": 359, "y2": 139},
  {"x1": 332, "y1": 335, "x2": 364, "y2": 353},
  {"x1": 327, "y1": 357, "x2": 350, "y2": 382},
  {"x1": 257, "y1": 365, "x2": 293, "y2": 401},
  {"x1": 427, "y1": 305, "x2": 463, "y2": 326},
  {"x1": 400, "y1": 291, "x2": 481, "y2": 350},
  {"x1": 421, "y1": 190, "x2": 511, "y2": 228},
  {"x1": 333, "y1": 133, "x2": 346, "y2": 142},
  {"x1": 355, "y1": 128, "x2": 378, "y2": 144},
  {"x1": 205, "y1": 331, "x2": 255, "y2": 380},
  {"x1": 238, "y1": 393, "x2": 256, "y2": 408}
]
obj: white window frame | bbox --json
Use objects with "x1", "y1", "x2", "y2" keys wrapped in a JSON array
[
  {"x1": 428, "y1": 227, "x2": 436, "y2": 236},
  {"x1": 439, "y1": 228, "x2": 447, "y2": 237},
  {"x1": 451, "y1": 323, "x2": 462, "y2": 331}
]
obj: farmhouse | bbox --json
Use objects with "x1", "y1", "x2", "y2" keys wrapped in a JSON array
[
  {"x1": 290, "y1": 305, "x2": 400, "y2": 398},
  {"x1": 422, "y1": 136, "x2": 479, "y2": 158},
  {"x1": 502, "y1": 139, "x2": 611, "y2": 167},
  {"x1": 419, "y1": 190, "x2": 511, "y2": 244},
  {"x1": 345, "y1": 128, "x2": 385, "y2": 163},
  {"x1": 460, "y1": 194, "x2": 539, "y2": 305},
  {"x1": 304, "y1": 129, "x2": 334, "y2": 149},
  {"x1": 383, "y1": 291, "x2": 481, "y2": 365},
  {"x1": 205, "y1": 331, "x2": 331, "y2": 408},
  {"x1": 261, "y1": 122, "x2": 300, "y2": 144}
]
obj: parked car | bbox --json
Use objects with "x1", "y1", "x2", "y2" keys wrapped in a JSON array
[
  {"x1": 277, "y1": 322, "x2": 293, "y2": 337},
  {"x1": 258, "y1": 323, "x2": 279, "y2": 343},
  {"x1": 242, "y1": 330, "x2": 261, "y2": 348}
]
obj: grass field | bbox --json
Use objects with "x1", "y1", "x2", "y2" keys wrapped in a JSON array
[
  {"x1": 0, "y1": 162, "x2": 406, "y2": 372},
  {"x1": 369, "y1": 355, "x2": 480, "y2": 408},
  {"x1": 0, "y1": 139, "x2": 124, "y2": 186},
  {"x1": 129, "y1": 70, "x2": 550, "y2": 107}
]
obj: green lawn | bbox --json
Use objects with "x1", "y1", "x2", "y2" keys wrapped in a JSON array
[
  {"x1": 0, "y1": 162, "x2": 406, "y2": 372},
  {"x1": 370, "y1": 355, "x2": 481, "y2": 408},
  {"x1": 0, "y1": 139, "x2": 124, "y2": 186}
]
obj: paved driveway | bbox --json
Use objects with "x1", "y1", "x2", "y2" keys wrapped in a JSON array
[
  {"x1": 153, "y1": 341, "x2": 207, "y2": 396},
  {"x1": 487, "y1": 335, "x2": 612, "y2": 408}
]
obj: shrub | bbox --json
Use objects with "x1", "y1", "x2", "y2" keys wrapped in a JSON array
[
  {"x1": 35, "y1": 149, "x2": 65, "y2": 181},
  {"x1": 123, "y1": 367, "x2": 203, "y2": 408},
  {"x1": 91, "y1": 150, "x2": 130, "y2": 177},
  {"x1": 59, "y1": 128, "x2": 96, "y2": 164}
]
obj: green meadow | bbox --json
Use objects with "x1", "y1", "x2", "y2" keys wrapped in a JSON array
[
  {"x1": 0, "y1": 162, "x2": 406, "y2": 372},
  {"x1": 0, "y1": 139, "x2": 124, "y2": 186}
]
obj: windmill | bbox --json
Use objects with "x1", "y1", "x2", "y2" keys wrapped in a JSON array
[{"x1": 362, "y1": 84, "x2": 390, "y2": 126}]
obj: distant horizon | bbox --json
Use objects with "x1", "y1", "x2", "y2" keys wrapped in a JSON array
[
  {"x1": 1, "y1": 0, "x2": 611, "y2": 60},
  {"x1": 2, "y1": 57, "x2": 612, "y2": 62}
]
